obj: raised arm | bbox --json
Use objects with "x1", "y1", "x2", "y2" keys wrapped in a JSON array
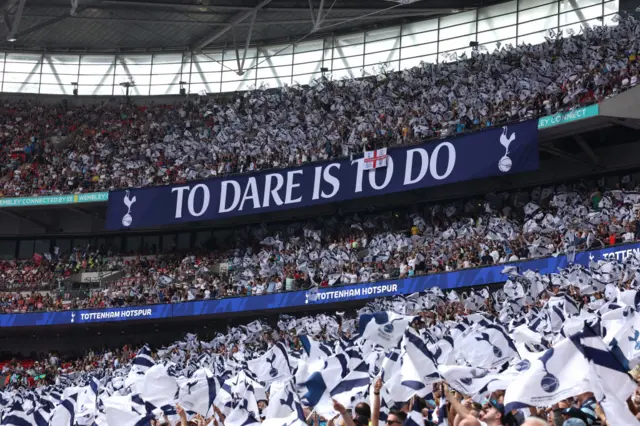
[
  {"x1": 371, "y1": 378, "x2": 383, "y2": 426},
  {"x1": 333, "y1": 400, "x2": 357, "y2": 426}
]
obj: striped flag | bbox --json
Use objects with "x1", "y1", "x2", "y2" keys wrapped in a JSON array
[{"x1": 132, "y1": 345, "x2": 155, "y2": 372}]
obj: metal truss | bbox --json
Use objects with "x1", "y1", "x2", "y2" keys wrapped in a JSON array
[
  {"x1": 14, "y1": 0, "x2": 105, "y2": 40},
  {"x1": 26, "y1": 0, "x2": 441, "y2": 14},
  {"x1": 192, "y1": 0, "x2": 274, "y2": 53},
  {"x1": 308, "y1": 0, "x2": 325, "y2": 32},
  {"x1": 2, "y1": 0, "x2": 27, "y2": 41}
]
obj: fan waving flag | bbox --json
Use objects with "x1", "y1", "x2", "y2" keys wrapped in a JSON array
[
  {"x1": 177, "y1": 368, "x2": 219, "y2": 417},
  {"x1": 299, "y1": 336, "x2": 334, "y2": 361},
  {"x1": 141, "y1": 364, "x2": 178, "y2": 410},
  {"x1": 504, "y1": 338, "x2": 591, "y2": 411},
  {"x1": 132, "y1": 344, "x2": 155, "y2": 372},
  {"x1": 49, "y1": 393, "x2": 77, "y2": 426},
  {"x1": 569, "y1": 325, "x2": 639, "y2": 425},
  {"x1": 403, "y1": 397, "x2": 423, "y2": 426},
  {"x1": 358, "y1": 312, "x2": 416, "y2": 349},
  {"x1": 458, "y1": 321, "x2": 518, "y2": 368},
  {"x1": 247, "y1": 342, "x2": 292, "y2": 384},
  {"x1": 301, "y1": 353, "x2": 350, "y2": 417},
  {"x1": 363, "y1": 148, "x2": 388, "y2": 170},
  {"x1": 608, "y1": 310, "x2": 640, "y2": 369},
  {"x1": 402, "y1": 329, "x2": 440, "y2": 387},
  {"x1": 262, "y1": 381, "x2": 306, "y2": 426},
  {"x1": 329, "y1": 360, "x2": 370, "y2": 407}
]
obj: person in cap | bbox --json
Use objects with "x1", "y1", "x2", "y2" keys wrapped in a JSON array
[
  {"x1": 480, "y1": 400, "x2": 509, "y2": 426},
  {"x1": 575, "y1": 393, "x2": 598, "y2": 425},
  {"x1": 561, "y1": 407, "x2": 589, "y2": 426},
  {"x1": 563, "y1": 419, "x2": 587, "y2": 426}
]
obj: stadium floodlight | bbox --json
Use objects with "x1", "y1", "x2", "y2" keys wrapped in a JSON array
[
  {"x1": 7, "y1": 37, "x2": 16, "y2": 42},
  {"x1": 120, "y1": 81, "x2": 135, "y2": 99}
]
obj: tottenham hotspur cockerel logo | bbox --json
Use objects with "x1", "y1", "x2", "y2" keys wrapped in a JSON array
[
  {"x1": 499, "y1": 126, "x2": 516, "y2": 172},
  {"x1": 122, "y1": 190, "x2": 137, "y2": 227},
  {"x1": 305, "y1": 288, "x2": 319, "y2": 304}
]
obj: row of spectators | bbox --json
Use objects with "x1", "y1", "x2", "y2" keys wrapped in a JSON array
[
  {"x1": 2, "y1": 180, "x2": 640, "y2": 313},
  {"x1": 0, "y1": 18, "x2": 639, "y2": 197}
]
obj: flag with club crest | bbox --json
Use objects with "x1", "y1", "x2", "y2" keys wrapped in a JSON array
[
  {"x1": 358, "y1": 312, "x2": 416, "y2": 350},
  {"x1": 247, "y1": 342, "x2": 292, "y2": 384}
]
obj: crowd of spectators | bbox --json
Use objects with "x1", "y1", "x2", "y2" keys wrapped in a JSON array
[
  {"x1": 1, "y1": 179, "x2": 640, "y2": 314},
  {"x1": 0, "y1": 18, "x2": 638, "y2": 198},
  {"x1": 3, "y1": 251, "x2": 640, "y2": 425},
  {"x1": 2, "y1": 11, "x2": 640, "y2": 426}
]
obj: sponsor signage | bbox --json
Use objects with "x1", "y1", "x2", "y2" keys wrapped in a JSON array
[
  {"x1": 0, "y1": 192, "x2": 109, "y2": 208},
  {"x1": 537, "y1": 104, "x2": 599, "y2": 129}
]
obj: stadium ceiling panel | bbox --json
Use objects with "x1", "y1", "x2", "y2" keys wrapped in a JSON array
[{"x1": 0, "y1": 0, "x2": 504, "y2": 53}]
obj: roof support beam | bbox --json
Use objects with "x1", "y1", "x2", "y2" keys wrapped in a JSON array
[
  {"x1": 307, "y1": 0, "x2": 316, "y2": 29},
  {"x1": 20, "y1": 12, "x2": 442, "y2": 25},
  {"x1": 233, "y1": 8, "x2": 257, "y2": 75},
  {"x1": 568, "y1": 0, "x2": 589, "y2": 30},
  {"x1": 308, "y1": 0, "x2": 325, "y2": 32},
  {"x1": 17, "y1": 59, "x2": 40, "y2": 92},
  {"x1": 14, "y1": 0, "x2": 104, "y2": 39},
  {"x1": 60, "y1": 1, "x2": 444, "y2": 14},
  {"x1": 192, "y1": 0, "x2": 274, "y2": 52},
  {"x1": 44, "y1": 56, "x2": 66, "y2": 88},
  {"x1": 3, "y1": 0, "x2": 27, "y2": 41},
  {"x1": 315, "y1": 0, "x2": 325, "y2": 30}
]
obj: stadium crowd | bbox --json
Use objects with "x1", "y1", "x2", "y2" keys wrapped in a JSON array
[
  {"x1": 1, "y1": 14, "x2": 640, "y2": 426},
  {"x1": 2, "y1": 180, "x2": 640, "y2": 314},
  {"x1": 0, "y1": 18, "x2": 638, "y2": 198},
  {"x1": 2, "y1": 252, "x2": 640, "y2": 425}
]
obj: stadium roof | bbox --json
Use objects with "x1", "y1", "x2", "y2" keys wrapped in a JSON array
[{"x1": 0, "y1": 0, "x2": 503, "y2": 54}]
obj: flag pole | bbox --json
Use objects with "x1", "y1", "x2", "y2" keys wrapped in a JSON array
[{"x1": 306, "y1": 410, "x2": 317, "y2": 422}]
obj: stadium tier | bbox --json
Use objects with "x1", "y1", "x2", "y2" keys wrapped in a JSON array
[
  {"x1": 0, "y1": 17, "x2": 634, "y2": 199},
  {"x1": 1, "y1": 183, "x2": 640, "y2": 318},
  {"x1": 2, "y1": 0, "x2": 640, "y2": 425},
  {"x1": 1, "y1": 257, "x2": 640, "y2": 426}
]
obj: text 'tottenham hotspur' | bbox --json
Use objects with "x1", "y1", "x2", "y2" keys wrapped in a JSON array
[
  {"x1": 80, "y1": 309, "x2": 153, "y2": 321},
  {"x1": 315, "y1": 284, "x2": 398, "y2": 301}
]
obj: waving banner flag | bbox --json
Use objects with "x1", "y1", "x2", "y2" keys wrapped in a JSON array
[
  {"x1": 177, "y1": 368, "x2": 218, "y2": 416},
  {"x1": 504, "y1": 338, "x2": 591, "y2": 411},
  {"x1": 247, "y1": 342, "x2": 292, "y2": 384},
  {"x1": 132, "y1": 345, "x2": 155, "y2": 372},
  {"x1": 358, "y1": 312, "x2": 416, "y2": 349}
]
